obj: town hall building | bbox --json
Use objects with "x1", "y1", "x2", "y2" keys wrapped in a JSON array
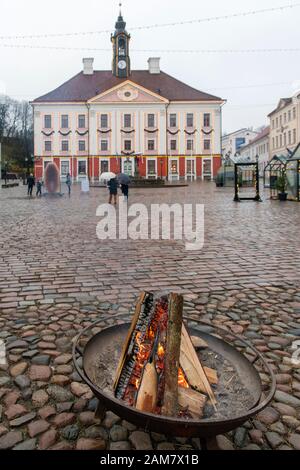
[{"x1": 32, "y1": 11, "x2": 225, "y2": 182}]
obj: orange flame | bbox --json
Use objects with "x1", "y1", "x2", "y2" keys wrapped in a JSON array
[
  {"x1": 178, "y1": 367, "x2": 189, "y2": 388},
  {"x1": 157, "y1": 344, "x2": 164, "y2": 358}
]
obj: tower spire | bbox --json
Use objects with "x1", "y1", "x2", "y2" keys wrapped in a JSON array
[{"x1": 112, "y1": 2, "x2": 131, "y2": 77}]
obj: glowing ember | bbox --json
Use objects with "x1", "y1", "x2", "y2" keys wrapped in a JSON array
[{"x1": 158, "y1": 344, "x2": 164, "y2": 358}]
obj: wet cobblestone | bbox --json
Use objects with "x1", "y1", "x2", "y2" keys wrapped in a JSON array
[{"x1": 0, "y1": 183, "x2": 299, "y2": 450}]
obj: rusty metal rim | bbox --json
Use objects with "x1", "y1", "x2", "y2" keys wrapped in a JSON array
[{"x1": 72, "y1": 316, "x2": 276, "y2": 427}]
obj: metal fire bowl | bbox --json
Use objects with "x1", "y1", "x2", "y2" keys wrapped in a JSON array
[{"x1": 73, "y1": 318, "x2": 276, "y2": 438}]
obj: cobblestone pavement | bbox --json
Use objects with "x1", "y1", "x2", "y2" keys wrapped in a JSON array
[{"x1": 0, "y1": 182, "x2": 300, "y2": 450}]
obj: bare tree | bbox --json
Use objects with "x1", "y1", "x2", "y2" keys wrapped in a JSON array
[{"x1": 0, "y1": 95, "x2": 33, "y2": 173}]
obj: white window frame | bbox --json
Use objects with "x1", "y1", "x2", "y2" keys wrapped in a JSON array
[
  {"x1": 77, "y1": 158, "x2": 88, "y2": 181},
  {"x1": 78, "y1": 114, "x2": 86, "y2": 129},
  {"x1": 61, "y1": 114, "x2": 69, "y2": 129},
  {"x1": 78, "y1": 140, "x2": 86, "y2": 152},
  {"x1": 186, "y1": 113, "x2": 194, "y2": 128},
  {"x1": 122, "y1": 157, "x2": 135, "y2": 176},
  {"x1": 61, "y1": 140, "x2": 69, "y2": 152},
  {"x1": 185, "y1": 157, "x2": 196, "y2": 181},
  {"x1": 147, "y1": 113, "x2": 155, "y2": 128},
  {"x1": 44, "y1": 115, "x2": 52, "y2": 129},
  {"x1": 169, "y1": 113, "x2": 177, "y2": 128},
  {"x1": 168, "y1": 156, "x2": 179, "y2": 181},
  {"x1": 60, "y1": 158, "x2": 71, "y2": 181},
  {"x1": 43, "y1": 157, "x2": 53, "y2": 177},
  {"x1": 202, "y1": 158, "x2": 213, "y2": 181},
  {"x1": 99, "y1": 158, "x2": 110, "y2": 179},
  {"x1": 100, "y1": 114, "x2": 108, "y2": 128},
  {"x1": 147, "y1": 139, "x2": 156, "y2": 152},
  {"x1": 124, "y1": 139, "x2": 132, "y2": 152},
  {"x1": 100, "y1": 139, "x2": 109, "y2": 152},
  {"x1": 124, "y1": 113, "x2": 132, "y2": 128},
  {"x1": 44, "y1": 140, "x2": 52, "y2": 153},
  {"x1": 146, "y1": 158, "x2": 157, "y2": 180}
]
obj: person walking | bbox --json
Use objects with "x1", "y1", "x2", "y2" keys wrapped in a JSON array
[
  {"x1": 27, "y1": 174, "x2": 35, "y2": 197},
  {"x1": 120, "y1": 183, "x2": 129, "y2": 201},
  {"x1": 107, "y1": 177, "x2": 118, "y2": 205},
  {"x1": 36, "y1": 179, "x2": 43, "y2": 197},
  {"x1": 66, "y1": 173, "x2": 72, "y2": 196}
]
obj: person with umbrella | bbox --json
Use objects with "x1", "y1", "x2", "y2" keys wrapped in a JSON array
[
  {"x1": 118, "y1": 173, "x2": 130, "y2": 201},
  {"x1": 100, "y1": 172, "x2": 118, "y2": 205}
]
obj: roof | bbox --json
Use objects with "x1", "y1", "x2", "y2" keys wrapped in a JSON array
[
  {"x1": 239, "y1": 126, "x2": 270, "y2": 150},
  {"x1": 264, "y1": 154, "x2": 289, "y2": 170},
  {"x1": 32, "y1": 70, "x2": 223, "y2": 103},
  {"x1": 268, "y1": 98, "x2": 293, "y2": 117},
  {"x1": 289, "y1": 142, "x2": 300, "y2": 161},
  {"x1": 222, "y1": 128, "x2": 258, "y2": 140}
]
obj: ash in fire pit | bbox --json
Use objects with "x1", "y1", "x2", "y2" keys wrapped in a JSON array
[
  {"x1": 87, "y1": 320, "x2": 256, "y2": 421},
  {"x1": 200, "y1": 350, "x2": 255, "y2": 420}
]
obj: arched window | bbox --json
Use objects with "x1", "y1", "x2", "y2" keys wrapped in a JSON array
[{"x1": 118, "y1": 37, "x2": 126, "y2": 56}]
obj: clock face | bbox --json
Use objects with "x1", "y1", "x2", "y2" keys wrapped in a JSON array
[{"x1": 118, "y1": 60, "x2": 127, "y2": 70}]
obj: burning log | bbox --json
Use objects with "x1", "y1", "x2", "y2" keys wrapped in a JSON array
[
  {"x1": 161, "y1": 293, "x2": 183, "y2": 417},
  {"x1": 136, "y1": 331, "x2": 159, "y2": 413},
  {"x1": 114, "y1": 291, "x2": 148, "y2": 392}
]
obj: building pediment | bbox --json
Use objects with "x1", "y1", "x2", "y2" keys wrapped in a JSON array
[{"x1": 88, "y1": 80, "x2": 168, "y2": 104}]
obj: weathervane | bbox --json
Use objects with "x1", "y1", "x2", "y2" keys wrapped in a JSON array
[{"x1": 119, "y1": 2, "x2": 122, "y2": 15}]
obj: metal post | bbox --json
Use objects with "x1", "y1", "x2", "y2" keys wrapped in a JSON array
[
  {"x1": 297, "y1": 160, "x2": 300, "y2": 202},
  {"x1": 255, "y1": 161, "x2": 261, "y2": 201},
  {"x1": 234, "y1": 164, "x2": 240, "y2": 202}
]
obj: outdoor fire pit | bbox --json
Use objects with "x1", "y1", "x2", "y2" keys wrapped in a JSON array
[{"x1": 73, "y1": 313, "x2": 276, "y2": 447}]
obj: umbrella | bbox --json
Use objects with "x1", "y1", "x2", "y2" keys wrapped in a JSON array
[
  {"x1": 117, "y1": 173, "x2": 131, "y2": 185},
  {"x1": 100, "y1": 172, "x2": 116, "y2": 182}
]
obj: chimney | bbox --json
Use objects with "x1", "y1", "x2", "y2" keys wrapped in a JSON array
[
  {"x1": 148, "y1": 57, "x2": 160, "y2": 74},
  {"x1": 83, "y1": 58, "x2": 94, "y2": 75}
]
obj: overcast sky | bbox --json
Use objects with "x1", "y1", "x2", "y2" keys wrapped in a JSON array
[{"x1": 0, "y1": 0, "x2": 299, "y2": 133}]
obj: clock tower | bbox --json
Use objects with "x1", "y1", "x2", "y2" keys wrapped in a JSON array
[{"x1": 111, "y1": 5, "x2": 131, "y2": 78}]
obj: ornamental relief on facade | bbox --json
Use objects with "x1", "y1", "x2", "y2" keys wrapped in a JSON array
[{"x1": 117, "y1": 87, "x2": 139, "y2": 101}]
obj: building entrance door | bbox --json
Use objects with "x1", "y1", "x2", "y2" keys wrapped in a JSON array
[
  {"x1": 203, "y1": 158, "x2": 212, "y2": 180},
  {"x1": 186, "y1": 158, "x2": 196, "y2": 181},
  {"x1": 122, "y1": 158, "x2": 134, "y2": 176}
]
